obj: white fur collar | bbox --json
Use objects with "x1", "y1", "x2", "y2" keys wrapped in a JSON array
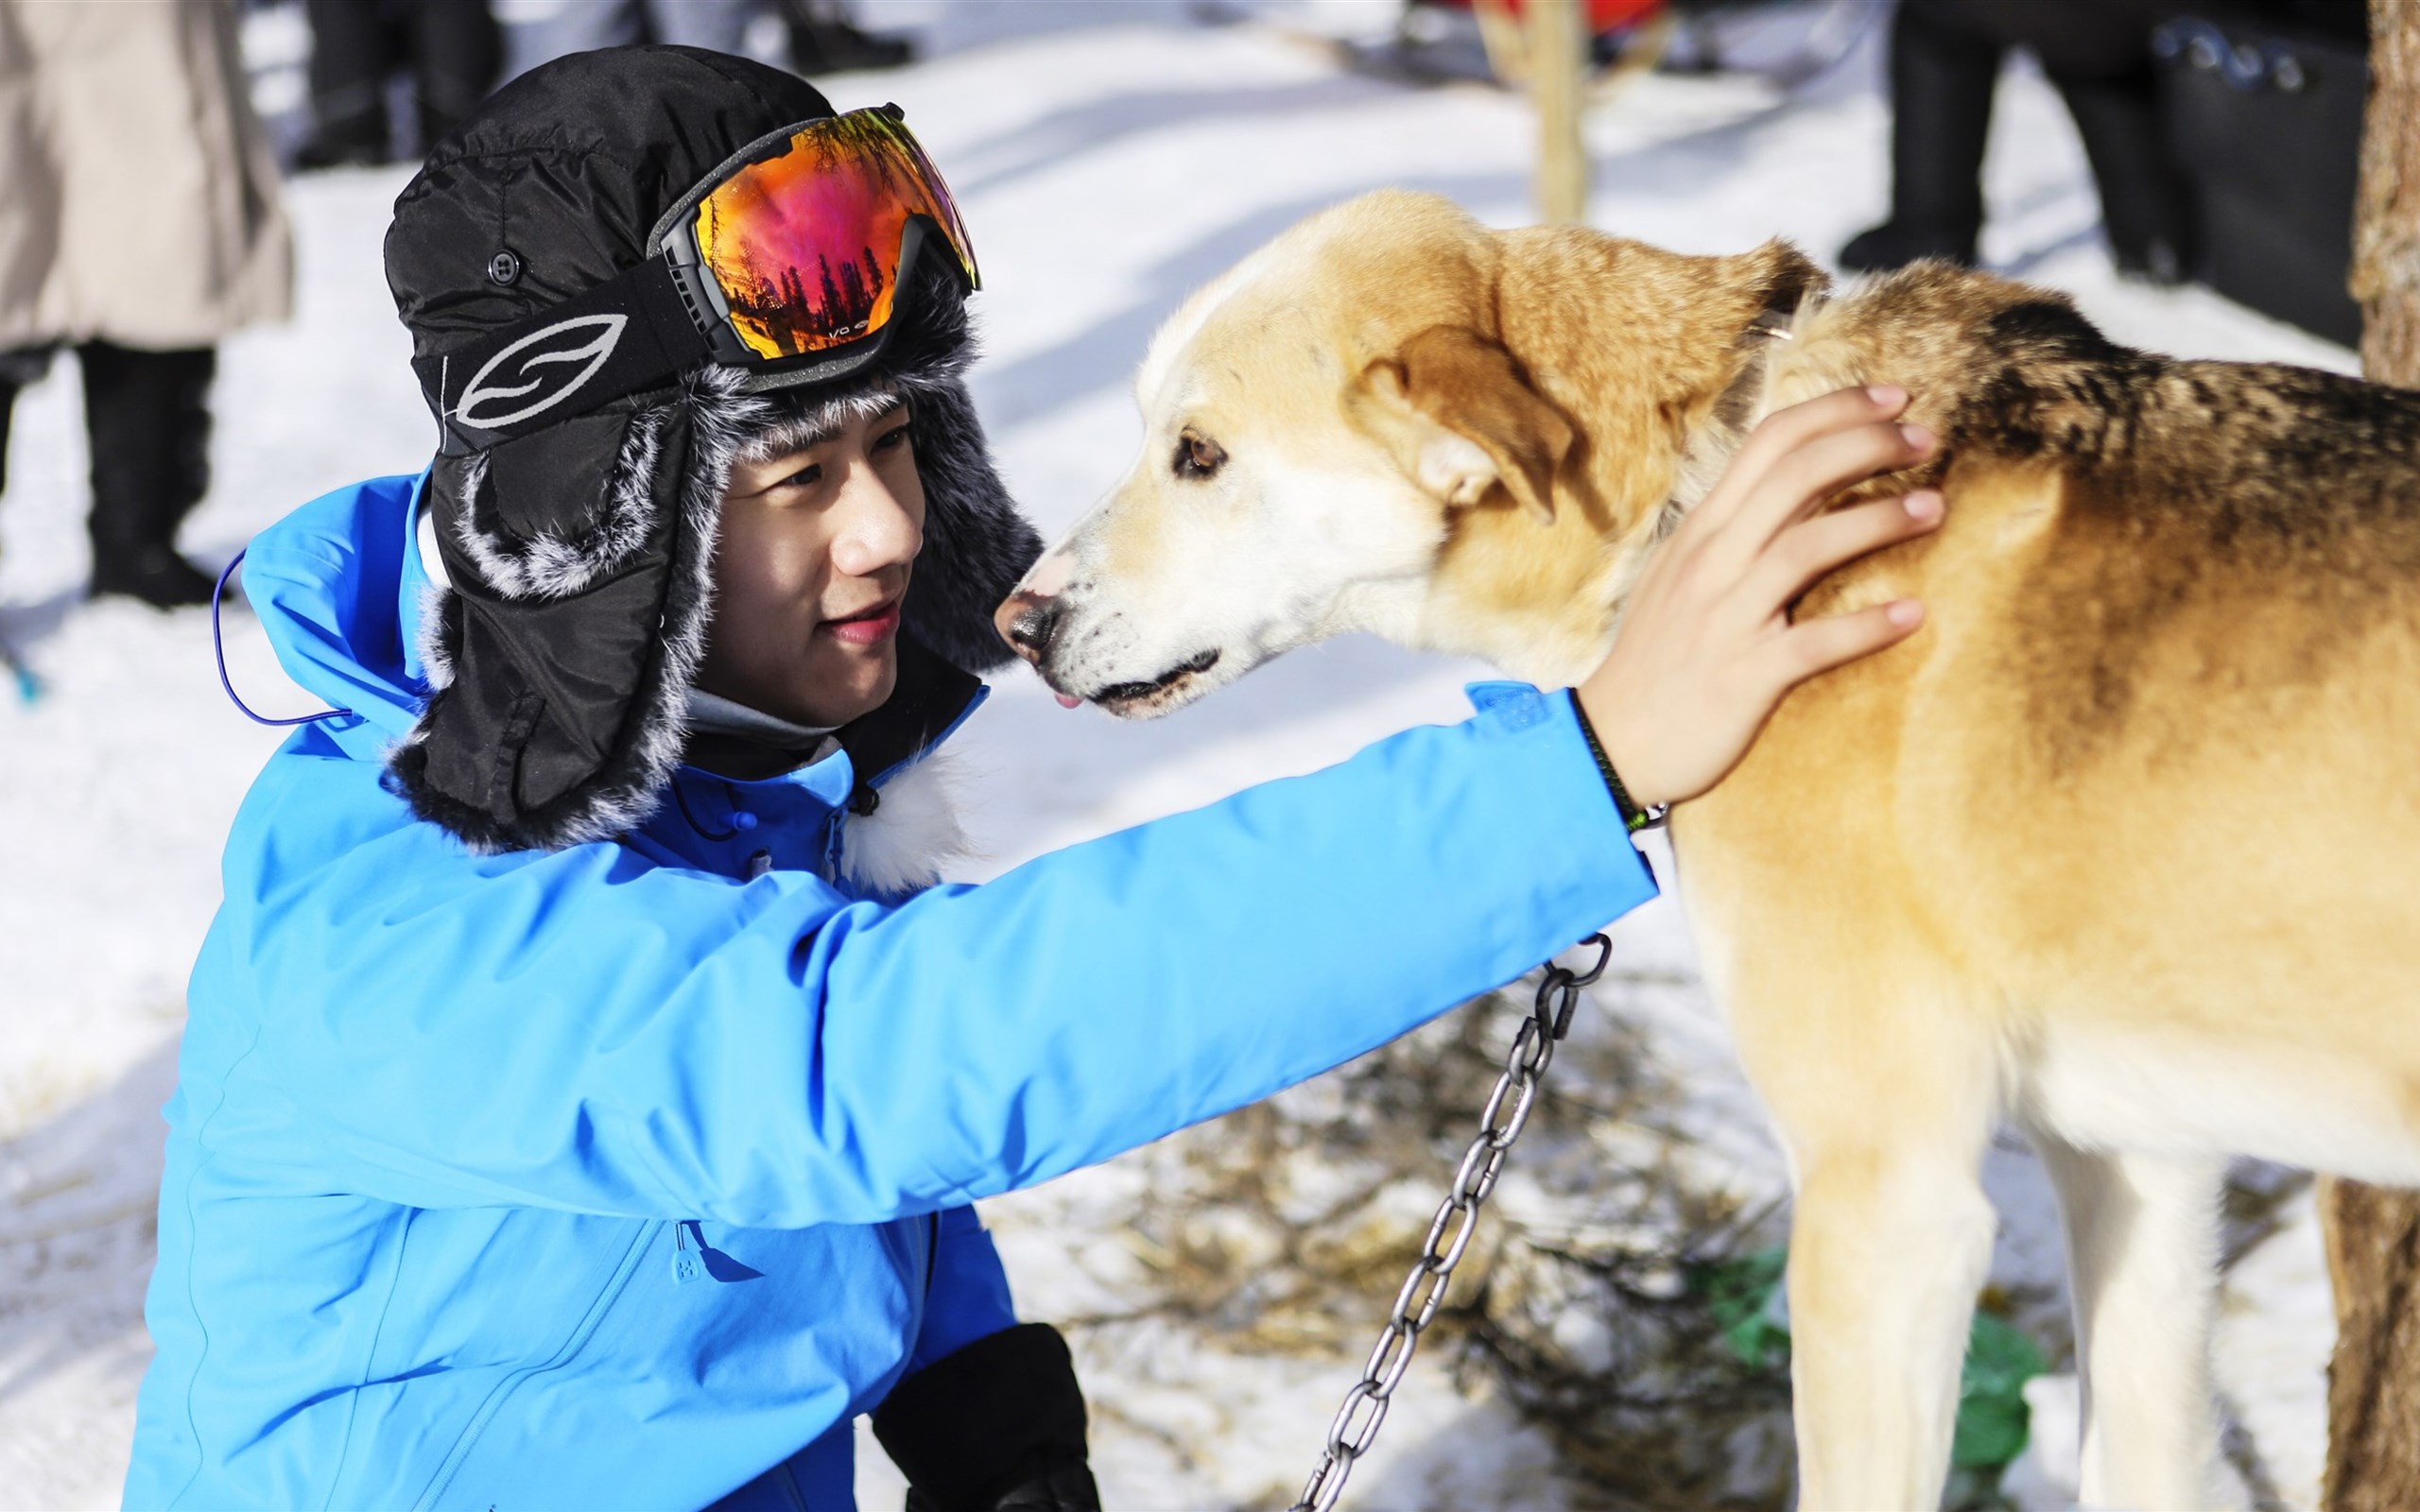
[{"x1": 835, "y1": 748, "x2": 973, "y2": 896}]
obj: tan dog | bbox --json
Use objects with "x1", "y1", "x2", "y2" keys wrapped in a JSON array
[{"x1": 996, "y1": 189, "x2": 2420, "y2": 1509}]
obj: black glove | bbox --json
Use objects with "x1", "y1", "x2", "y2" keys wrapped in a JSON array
[{"x1": 873, "y1": 1322, "x2": 1101, "y2": 1512}]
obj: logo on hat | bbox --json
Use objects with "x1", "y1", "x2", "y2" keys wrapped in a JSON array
[{"x1": 456, "y1": 315, "x2": 628, "y2": 431}]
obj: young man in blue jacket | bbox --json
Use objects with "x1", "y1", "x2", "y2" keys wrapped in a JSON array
[{"x1": 123, "y1": 46, "x2": 1943, "y2": 1512}]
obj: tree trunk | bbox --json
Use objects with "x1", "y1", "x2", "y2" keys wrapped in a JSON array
[
  {"x1": 2325, "y1": 4, "x2": 2420, "y2": 1505},
  {"x1": 2320, "y1": 1180, "x2": 2420, "y2": 1507},
  {"x1": 1528, "y1": 0, "x2": 1588, "y2": 223},
  {"x1": 1472, "y1": 0, "x2": 1530, "y2": 87},
  {"x1": 2356, "y1": 0, "x2": 2420, "y2": 376}
]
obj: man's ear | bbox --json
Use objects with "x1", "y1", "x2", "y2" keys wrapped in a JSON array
[{"x1": 1355, "y1": 325, "x2": 1574, "y2": 524}]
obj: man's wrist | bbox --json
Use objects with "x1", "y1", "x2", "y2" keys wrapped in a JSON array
[{"x1": 1566, "y1": 689, "x2": 1668, "y2": 833}]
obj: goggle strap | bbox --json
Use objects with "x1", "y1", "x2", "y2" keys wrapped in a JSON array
[{"x1": 412, "y1": 255, "x2": 717, "y2": 454}]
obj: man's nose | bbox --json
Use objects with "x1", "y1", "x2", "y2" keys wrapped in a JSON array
[
  {"x1": 994, "y1": 591, "x2": 1063, "y2": 664},
  {"x1": 829, "y1": 474, "x2": 923, "y2": 578}
]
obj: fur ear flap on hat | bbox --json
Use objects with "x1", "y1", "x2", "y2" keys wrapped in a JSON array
[{"x1": 391, "y1": 261, "x2": 1040, "y2": 854}]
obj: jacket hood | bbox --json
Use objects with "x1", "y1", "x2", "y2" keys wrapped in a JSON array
[{"x1": 242, "y1": 473, "x2": 437, "y2": 751}]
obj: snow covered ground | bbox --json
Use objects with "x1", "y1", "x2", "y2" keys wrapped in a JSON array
[{"x1": 0, "y1": 3, "x2": 2358, "y2": 1507}]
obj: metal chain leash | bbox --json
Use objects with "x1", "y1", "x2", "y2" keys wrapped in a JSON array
[{"x1": 1287, "y1": 933, "x2": 1616, "y2": 1512}]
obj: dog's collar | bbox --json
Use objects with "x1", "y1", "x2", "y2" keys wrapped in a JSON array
[
  {"x1": 1708, "y1": 299, "x2": 1803, "y2": 436},
  {"x1": 1663, "y1": 293, "x2": 1810, "y2": 528},
  {"x1": 1747, "y1": 308, "x2": 1796, "y2": 341}
]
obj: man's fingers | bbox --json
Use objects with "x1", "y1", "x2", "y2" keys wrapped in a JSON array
[
  {"x1": 1739, "y1": 491, "x2": 1943, "y2": 615},
  {"x1": 1731, "y1": 420, "x2": 1933, "y2": 546},
  {"x1": 1760, "y1": 598, "x2": 1927, "y2": 689},
  {"x1": 1691, "y1": 386, "x2": 1910, "y2": 533},
  {"x1": 1687, "y1": 421, "x2": 1931, "y2": 589}
]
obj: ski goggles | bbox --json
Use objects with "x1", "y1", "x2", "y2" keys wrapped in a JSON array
[{"x1": 413, "y1": 105, "x2": 977, "y2": 453}]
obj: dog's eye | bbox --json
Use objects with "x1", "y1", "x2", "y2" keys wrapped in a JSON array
[{"x1": 1173, "y1": 431, "x2": 1227, "y2": 481}]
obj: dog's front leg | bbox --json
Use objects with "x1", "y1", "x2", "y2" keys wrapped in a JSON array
[
  {"x1": 2034, "y1": 1137, "x2": 2229, "y2": 1509},
  {"x1": 1785, "y1": 1125, "x2": 1997, "y2": 1508},
  {"x1": 1724, "y1": 958, "x2": 2000, "y2": 1510}
]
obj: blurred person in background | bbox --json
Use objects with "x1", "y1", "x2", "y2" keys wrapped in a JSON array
[
  {"x1": 777, "y1": 0, "x2": 913, "y2": 73},
  {"x1": 1841, "y1": 0, "x2": 2196, "y2": 282},
  {"x1": 497, "y1": 0, "x2": 913, "y2": 80},
  {"x1": 499, "y1": 0, "x2": 755, "y2": 76},
  {"x1": 0, "y1": 0, "x2": 291, "y2": 608},
  {"x1": 295, "y1": 0, "x2": 503, "y2": 169}
]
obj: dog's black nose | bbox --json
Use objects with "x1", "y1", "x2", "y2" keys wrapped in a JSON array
[{"x1": 994, "y1": 592, "x2": 1063, "y2": 664}]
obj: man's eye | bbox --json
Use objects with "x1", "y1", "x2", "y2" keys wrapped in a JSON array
[
  {"x1": 873, "y1": 422, "x2": 913, "y2": 453},
  {"x1": 781, "y1": 463, "x2": 823, "y2": 490},
  {"x1": 1173, "y1": 431, "x2": 1227, "y2": 480}
]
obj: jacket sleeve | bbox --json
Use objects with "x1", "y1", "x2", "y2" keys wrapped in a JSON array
[{"x1": 233, "y1": 682, "x2": 1657, "y2": 1225}]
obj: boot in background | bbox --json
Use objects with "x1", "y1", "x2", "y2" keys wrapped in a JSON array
[
  {"x1": 2056, "y1": 68, "x2": 2197, "y2": 283},
  {"x1": 297, "y1": 0, "x2": 395, "y2": 168},
  {"x1": 80, "y1": 342, "x2": 219, "y2": 610},
  {"x1": 299, "y1": 0, "x2": 498, "y2": 168},
  {"x1": 1841, "y1": 0, "x2": 2197, "y2": 281},
  {"x1": 780, "y1": 0, "x2": 917, "y2": 75},
  {"x1": 409, "y1": 0, "x2": 502, "y2": 154},
  {"x1": 1839, "y1": 2, "x2": 2000, "y2": 272}
]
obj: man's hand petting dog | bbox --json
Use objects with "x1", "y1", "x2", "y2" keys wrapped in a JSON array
[{"x1": 1579, "y1": 385, "x2": 1941, "y2": 810}]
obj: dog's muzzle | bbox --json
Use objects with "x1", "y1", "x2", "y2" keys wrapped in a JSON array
[{"x1": 994, "y1": 590, "x2": 1062, "y2": 665}]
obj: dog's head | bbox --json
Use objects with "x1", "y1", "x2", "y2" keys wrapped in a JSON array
[{"x1": 994, "y1": 190, "x2": 1812, "y2": 714}]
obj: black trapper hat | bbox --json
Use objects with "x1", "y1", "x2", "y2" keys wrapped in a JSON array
[{"x1": 383, "y1": 46, "x2": 1039, "y2": 853}]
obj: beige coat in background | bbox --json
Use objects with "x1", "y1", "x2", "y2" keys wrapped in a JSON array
[{"x1": 0, "y1": 0, "x2": 291, "y2": 352}]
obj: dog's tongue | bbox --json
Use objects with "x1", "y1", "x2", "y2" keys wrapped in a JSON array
[{"x1": 1053, "y1": 693, "x2": 1083, "y2": 710}]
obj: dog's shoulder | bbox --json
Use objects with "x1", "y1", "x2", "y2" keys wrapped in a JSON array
[
  {"x1": 1983, "y1": 336, "x2": 2420, "y2": 561},
  {"x1": 1813, "y1": 266, "x2": 2420, "y2": 558}
]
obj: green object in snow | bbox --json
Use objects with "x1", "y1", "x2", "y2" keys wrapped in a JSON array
[
  {"x1": 1952, "y1": 1310, "x2": 2047, "y2": 1469},
  {"x1": 1688, "y1": 1248, "x2": 2047, "y2": 1474},
  {"x1": 1692, "y1": 1246, "x2": 1790, "y2": 1373}
]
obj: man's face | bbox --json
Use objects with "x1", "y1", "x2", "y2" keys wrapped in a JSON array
[{"x1": 699, "y1": 396, "x2": 925, "y2": 728}]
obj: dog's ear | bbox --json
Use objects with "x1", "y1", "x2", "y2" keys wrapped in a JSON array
[{"x1": 1356, "y1": 325, "x2": 1573, "y2": 524}]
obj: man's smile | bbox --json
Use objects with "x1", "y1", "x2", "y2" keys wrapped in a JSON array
[{"x1": 820, "y1": 592, "x2": 904, "y2": 647}]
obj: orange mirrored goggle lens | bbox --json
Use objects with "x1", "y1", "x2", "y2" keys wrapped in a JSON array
[{"x1": 691, "y1": 109, "x2": 978, "y2": 362}]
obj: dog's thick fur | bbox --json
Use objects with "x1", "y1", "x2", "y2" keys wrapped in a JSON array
[{"x1": 1013, "y1": 190, "x2": 2420, "y2": 1509}]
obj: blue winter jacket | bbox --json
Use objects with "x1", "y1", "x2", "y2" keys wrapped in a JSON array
[{"x1": 123, "y1": 472, "x2": 1657, "y2": 1511}]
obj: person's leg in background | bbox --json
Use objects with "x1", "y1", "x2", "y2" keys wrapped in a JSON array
[
  {"x1": 78, "y1": 342, "x2": 219, "y2": 609},
  {"x1": 776, "y1": 0, "x2": 915, "y2": 74},
  {"x1": 298, "y1": 0, "x2": 399, "y2": 168},
  {"x1": 1839, "y1": 0, "x2": 2003, "y2": 272},
  {"x1": 2049, "y1": 68, "x2": 2195, "y2": 283},
  {"x1": 644, "y1": 0, "x2": 756, "y2": 56},
  {"x1": 1845, "y1": 0, "x2": 2194, "y2": 282},
  {"x1": 406, "y1": 0, "x2": 504, "y2": 152},
  {"x1": 495, "y1": 1, "x2": 642, "y2": 85},
  {"x1": 2021, "y1": 1, "x2": 2197, "y2": 284}
]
